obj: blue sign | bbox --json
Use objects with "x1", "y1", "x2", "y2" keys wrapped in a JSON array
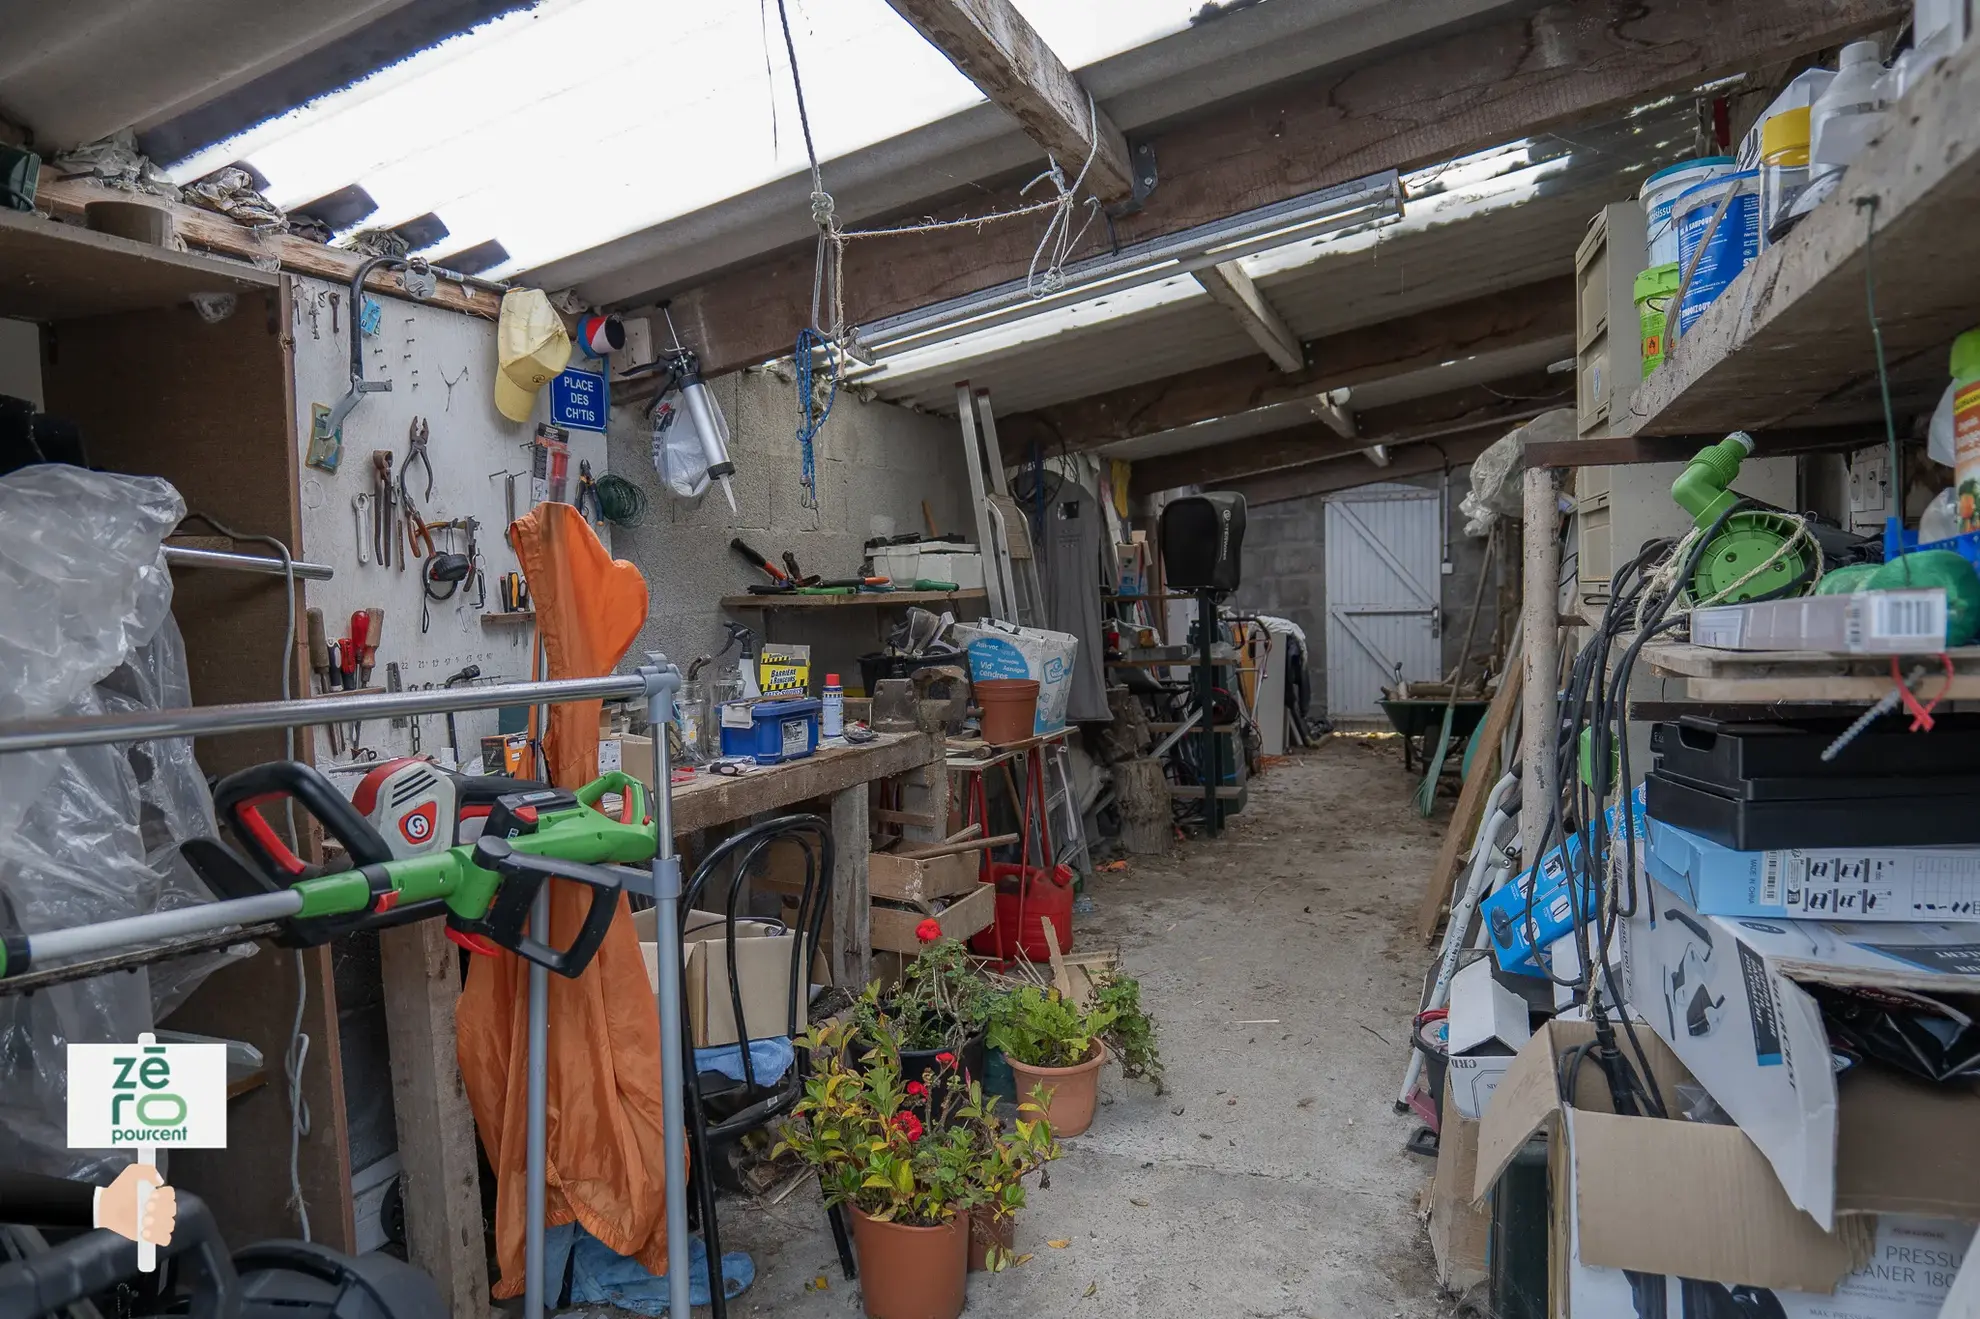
[{"x1": 551, "y1": 367, "x2": 608, "y2": 431}]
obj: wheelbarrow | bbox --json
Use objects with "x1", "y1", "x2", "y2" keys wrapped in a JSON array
[{"x1": 1378, "y1": 697, "x2": 1492, "y2": 774}]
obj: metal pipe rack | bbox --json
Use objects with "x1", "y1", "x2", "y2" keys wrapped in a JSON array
[{"x1": 0, "y1": 660, "x2": 694, "y2": 1319}]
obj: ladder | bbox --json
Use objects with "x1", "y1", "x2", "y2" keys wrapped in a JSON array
[
  {"x1": 956, "y1": 383, "x2": 1043, "y2": 626},
  {"x1": 1045, "y1": 740, "x2": 1093, "y2": 882}
]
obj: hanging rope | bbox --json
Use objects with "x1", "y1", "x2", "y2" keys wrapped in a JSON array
[{"x1": 793, "y1": 325, "x2": 838, "y2": 510}]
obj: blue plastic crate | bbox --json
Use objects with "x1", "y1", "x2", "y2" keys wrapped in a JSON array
[
  {"x1": 719, "y1": 697, "x2": 821, "y2": 764},
  {"x1": 1882, "y1": 515, "x2": 1980, "y2": 567}
]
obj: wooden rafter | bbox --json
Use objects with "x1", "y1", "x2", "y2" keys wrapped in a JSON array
[
  {"x1": 1126, "y1": 372, "x2": 1564, "y2": 497},
  {"x1": 1191, "y1": 261, "x2": 1303, "y2": 372},
  {"x1": 1000, "y1": 277, "x2": 1574, "y2": 452},
  {"x1": 883, "y1": 0, "x2": 1134, "y2": 201},
  {"x1": 659, "y1": 0, "x2": 1903, "y2": 376},
  {"x1": 1225, "y1": 432, "x2": 1501, "y2": 506}
]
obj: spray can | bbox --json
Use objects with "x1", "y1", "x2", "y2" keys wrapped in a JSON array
[
  {"x1": 1953, "y1": 328, "x2": 1980, "y2": 532},
  {"x1": 821, "y1": 674, "x2": 845, "y2": 739}
]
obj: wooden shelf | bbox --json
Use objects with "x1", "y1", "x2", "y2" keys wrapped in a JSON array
[
  {"x1": 1643, "y1": 640, "x2": 1980, "y2": 702},
  {"x1": 1620, "y1": 41, "x2": 1980, "y2": 439},
  {"x1": 721, "y1": 589, "x2": 987, "y2": 610},
  {"x1": 481, "y1": 610, "x2": 535, "y2": 625},
  {"x1": 0, "y1": 208, "x2": 278, "y2": 320}
]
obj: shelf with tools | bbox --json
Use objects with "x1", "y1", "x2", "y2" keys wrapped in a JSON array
[{"x1": 1619, "y1": 40, "x2": 1980, "y2": 440}]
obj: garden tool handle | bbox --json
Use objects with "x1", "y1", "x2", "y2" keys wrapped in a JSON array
[
  {"x1": 211, "y1": 760, "x2": 394, "y2": 880},
  {"x1": 468, "y1": 836, "x2": 624, "y2": 978}
]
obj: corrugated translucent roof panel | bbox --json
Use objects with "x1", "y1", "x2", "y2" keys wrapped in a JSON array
[{"x1": 162, "y1": 0, "x2": 1205, "y2": 277}]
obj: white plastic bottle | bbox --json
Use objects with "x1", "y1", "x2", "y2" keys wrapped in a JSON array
[
  {"x1": 1801, "y1": 42, "x2": 1888, "y2": 212},
  {"x1": 821, "y1": 673, "x2": 844, "y2": 738}
]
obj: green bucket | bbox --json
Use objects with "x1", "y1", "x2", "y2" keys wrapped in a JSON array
[{"x1": 1635, "y1": 263, "x2": 1681, "y2": 378}]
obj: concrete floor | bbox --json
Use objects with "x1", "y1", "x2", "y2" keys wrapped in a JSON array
[{"x1": 701, "y1": 737, "x2": 1457, "y2": 1319}]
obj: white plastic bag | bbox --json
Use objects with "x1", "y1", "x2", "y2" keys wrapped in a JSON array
[{"x1": 651, "y1": 391, "x2": 710, "y2": 501}]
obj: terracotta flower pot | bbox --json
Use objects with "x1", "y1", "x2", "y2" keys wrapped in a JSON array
[
  {"x1": 850, "y1": 1207, "x2": 967, "y2": 1319},
  {"x1": 1006, "y1": 1042, "x2": 1106, "y2": 1137},
  {"x1": 967, "y1": 1205, "x2": 1016, "y2": 1273},
  {"x1": 975, "y1": 678, "x2": 1041, "y2": 745}
]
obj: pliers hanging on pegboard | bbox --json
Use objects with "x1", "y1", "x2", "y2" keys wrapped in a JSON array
[
  {"x1": 401, "y1": 416, "x2": 434, "y2": 505},
  {"x1": 575, "y1": 459, "x2": 601, "y2": 524}
]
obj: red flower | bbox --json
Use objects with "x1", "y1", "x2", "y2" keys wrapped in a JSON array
[
  {"x1": 915, "y1": 918, "x2": 944, "y2": 943},
  {"x1": 934, "y1": 1052, "x2": 957, "y2": 1069},
  {"x1": 905, "y1": 1081, "x2": 927, "y2": 1097},
  {"x1": 891, "y1": 1111, "x2": 925, "y2": 1142}
]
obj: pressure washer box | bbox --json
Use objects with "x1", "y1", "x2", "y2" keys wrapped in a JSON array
[
  {"x1": 1645, "y1": 816, "x2": 1980, "y2": 922},
  {"x1": 1483, "y1": 792, "x2": 1644, "y2": 977},
  {"x1": 954, "y1": 621, "x2": 1078, "y2": 736},
  {"x1": 1475, "y1": 1020, "x2": 1976, "y2": 1317},
  {"x1": 1624, "y1": 873, "x2": 1980, "y2": 1231},
  {"x1": 1689, "y1": 589, "x2": 1947, "y2": 653}
]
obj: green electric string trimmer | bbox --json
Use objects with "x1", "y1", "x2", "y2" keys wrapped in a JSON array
[
  {"x1": 1670, "y1": 432, "x2": 1817, "y2": 604},
  {"x1": 0, "y1": 760, "x2": 656, "y2": 990}
]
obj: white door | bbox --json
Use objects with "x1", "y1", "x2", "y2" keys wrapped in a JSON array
[{"x1": 1323, "y1": 485, "x2": 1442, "y2": 720}]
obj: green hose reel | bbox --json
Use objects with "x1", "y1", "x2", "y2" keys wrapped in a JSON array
[{"x1": 1671, "y1": 433, "x2": 1814, "y2": 604}]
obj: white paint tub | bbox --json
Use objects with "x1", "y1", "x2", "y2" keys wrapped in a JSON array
[
  {"x1": 1675, "y1": 169, "x2": 1760, "y2": 335},
  {"x1": 1639, "y1": 156, "x2": 1734, "y2": 267}
]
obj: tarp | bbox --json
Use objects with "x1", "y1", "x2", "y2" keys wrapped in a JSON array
[{"x1": 455, "y1": 502, "x2": 668, "y2": 1300}]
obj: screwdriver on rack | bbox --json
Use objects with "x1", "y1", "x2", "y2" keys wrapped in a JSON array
[{"x1": 306, "y1": 609, "x2": 330, "y2": 694}]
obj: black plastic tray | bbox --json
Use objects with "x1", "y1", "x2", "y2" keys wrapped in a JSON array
[
  {"x1": 1645, "y1": 771, "x2": 1980, "y2": 850},
  {"x1": 1651, "y1": 716, "x2": 1980, "y2": 787}
]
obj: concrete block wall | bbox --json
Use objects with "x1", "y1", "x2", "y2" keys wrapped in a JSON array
[
  {"x1": 1230, "y1": 466, "x2": 1496, "y2": 719},
  {"x1": 605, "y1": 369, "x2": 973, "y2": 685}
]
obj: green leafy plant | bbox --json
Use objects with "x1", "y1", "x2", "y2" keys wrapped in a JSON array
[
  {"x1": 986, "y1": 985, "x2": 1116, "y2": 1069},
  {"x1": 1094, "y1": 972, "x2": 1164, "y2": 1094},
  {"x1": 774, "y1": 1015, "x2": 1060, "y2": 1232},
  {"x1": 854, "y1": 931, "x2": 996, "y2": 1052}
]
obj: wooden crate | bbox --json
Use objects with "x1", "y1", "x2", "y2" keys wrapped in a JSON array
[{"x1": 870, "y1": 883, "x2": 994, "y2": 953}]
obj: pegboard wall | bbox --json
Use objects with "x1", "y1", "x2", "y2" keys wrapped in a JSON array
[{"x1": 289, "y1": 275, "x2": 609, "y2": 771}]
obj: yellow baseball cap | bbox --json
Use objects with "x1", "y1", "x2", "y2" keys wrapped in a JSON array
[{"x1": 495, "y1": 289, "x2": 572, "y2": 422}]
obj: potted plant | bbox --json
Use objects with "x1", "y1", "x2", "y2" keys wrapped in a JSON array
[
  {"x1": 854, "y1": 921, "x2": 994, "y2": 1086},
  {"x1": 777, "y1": 1017, "x2": 1059, "y2": 1318},
  {"x1": 985, "y1": 986, "x2": 1116, "y2": 1137},
  {"x1": 1094, "y1": 971, "x2": 1166, "y2": 1095}
]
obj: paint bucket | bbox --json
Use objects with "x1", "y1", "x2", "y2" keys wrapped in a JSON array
[
  {"x1": 1639, "y1": 156, "x2": 1733, "y2": 267},
  {"x1": 1634, "y1": 263, "x2": 1681, "y2": 376},
  {"x1": 1675, "y1": 169, "x2": 1760, "y2": 335}
]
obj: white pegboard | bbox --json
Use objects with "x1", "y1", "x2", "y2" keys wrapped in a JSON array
[{"x1": 288, "y1": 275, "x2": 611, "y2": 771}]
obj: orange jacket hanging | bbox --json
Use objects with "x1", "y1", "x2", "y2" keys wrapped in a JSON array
[{"x1": 454, "y1": 502, "x2": 669, "y2": 1299}]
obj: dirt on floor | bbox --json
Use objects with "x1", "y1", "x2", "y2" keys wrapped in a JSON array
[{"x1": 644, "y1": 735, "x2": 1460, "y2": 1319}]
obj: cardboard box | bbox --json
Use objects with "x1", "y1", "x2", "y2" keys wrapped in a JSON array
[
  {"x1": 1690, "y1": 589, "x2": 1948, "y2": 653},
  {"x1": 632, "y1": 907, "x2": 828, "y2": 1049},
  {"x1": 870, "y1": 881, "x2": 994, "y2": 953},
  {"x1": 598, "y1": 734, "x2": 657, "y2": 795},
  {"x1": 1645, "y1": 817, "x2": 1980, "y2": 922},
  {"x1": 1444, "y1": 957, "x2": 1532, "y2": 1121},
  {"x1": 1428, "y1": 1078, "x2": 1490, "y2": 1299},
  {"x1": 954, "y1": 621, "x2": 1079, "y2": 736},
  {"x1": 1474, "y1": 1020, "x2": 1980, "y2": 1315},
  {"x1": 868, "y1": 850, "x2": 980, "y2": 908},
  {"x1": 1625, "y1": 872, "x2": 1980, "y2": 1229}
]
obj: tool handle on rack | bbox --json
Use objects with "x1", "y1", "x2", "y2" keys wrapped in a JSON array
[
  {"x1": 213, "y1": 760, "x2": 394, "y2": 879},
  {"x1": 307, "y1": 609, "x2": 328, "y2": 673},
  {"x1": 468, "y1": 836, "x2": 623, "y2": 978}
]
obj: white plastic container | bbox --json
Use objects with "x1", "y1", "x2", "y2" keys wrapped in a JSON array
[
  {"x1": 1809, "y1": 42, "x2": 1888, "y2": 184},
  {"x1": 1751, "y1": 67, "x2": 1834, "y2": 246},
  {"x1": 870, "y1": 542, "x2": 985, "y2": 589},
  {"x1": 1639, "y1": 157, "x2": 1733, "y2": 268}
]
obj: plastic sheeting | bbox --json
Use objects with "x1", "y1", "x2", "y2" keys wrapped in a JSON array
[
  {"x1": 0, "y1": 467, "x2": 242, "y2": 1181},
  {"x1": 1459, "y1": 409, "x2": 1576, "y2": 536}
]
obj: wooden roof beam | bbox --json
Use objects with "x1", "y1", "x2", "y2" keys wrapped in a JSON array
[
  {"x1": 1000, "y1": 276, "x2": 1575, "y2": 453},
  {"x1": 660, "y1": 0, "x2": 1902, "y2": 376},
  {"x1": 1127, "y1": 371, "x2": 1563, "y2": 497},
  {"x1": 1192, "y1": 261, "x2": 1303, "y2": 372},
  {"x1": 882, "y1": 0, "x2": 1134, "y2": 202},
  {"x1": 1223, "y1": 432, "x2": 1501, "y2": 506}
]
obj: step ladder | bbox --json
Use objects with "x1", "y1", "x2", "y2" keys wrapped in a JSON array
[
  {"x1": 1044, "y1": 740, "x2": 1092, "y2": 882},
  {"x1": 956, "y1": 383, "x2": 1043, "y2": 626}
]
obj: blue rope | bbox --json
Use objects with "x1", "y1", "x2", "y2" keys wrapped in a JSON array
[{"x1": 794, "y1": 326, "x2": 838, "y2": 509}]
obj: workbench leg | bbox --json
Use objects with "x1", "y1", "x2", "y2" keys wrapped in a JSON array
[
  {"x1": 894, "y1": 762, "x2": 950, "y2": 848},
  {"x1": 380, "y1": 921, "x2": 491, "y2": 1317},
  {"x1": 829, "y1": 782, "x2": 872, "y2": 990}
]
